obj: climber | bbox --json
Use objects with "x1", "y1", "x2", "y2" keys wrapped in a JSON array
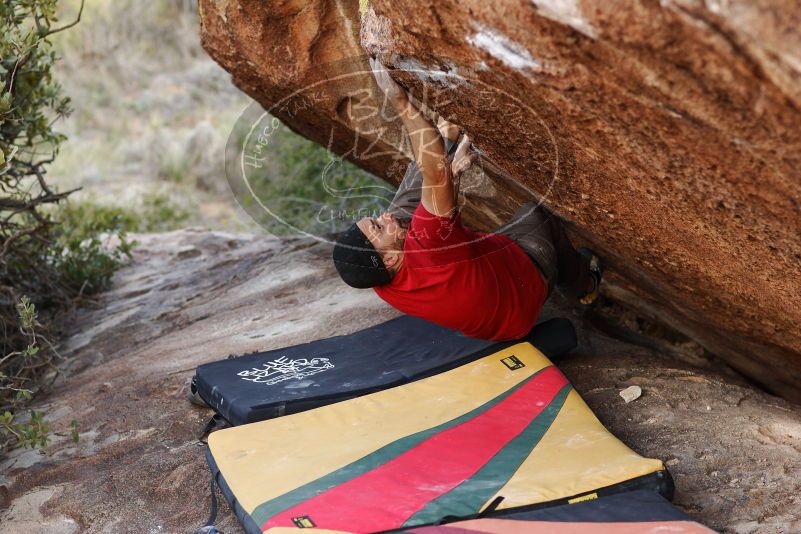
[{"x1": 332, "y1": 58, "x2": 601, "y2": 341}]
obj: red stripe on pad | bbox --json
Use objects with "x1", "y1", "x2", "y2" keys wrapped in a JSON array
[{"x1": 263, "y1": 365, "x2": 568, "y2": 533}]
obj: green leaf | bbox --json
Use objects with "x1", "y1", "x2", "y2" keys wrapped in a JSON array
[
  {"x1": 23, "y1": 344, "x2": 40, "y2": 358},
  {"x1": 0, "y1": 92, "x2": 11, "y2": 113},
  {"x1": 70, "y1": 419, "x2": 79, "y2": 443}
]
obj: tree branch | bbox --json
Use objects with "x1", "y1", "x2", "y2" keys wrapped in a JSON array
[
  {"x1": 0, "y1": 187, "x2": 80, "y2": 210},
  {"x1": 44, "y1": 0, "x2": 85, "y2": 36},
  {"x1": 32, "y1": 165, "x2": 54, "y2": 195}
]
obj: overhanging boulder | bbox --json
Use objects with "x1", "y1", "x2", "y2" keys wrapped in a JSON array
[{"x1": 198, "y1": 0, "x2": 801, "y2": 402}]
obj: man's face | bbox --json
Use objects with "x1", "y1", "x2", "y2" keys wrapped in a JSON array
[{"x1": 356, "y1": 212, "x2": 406, "y2": 255}]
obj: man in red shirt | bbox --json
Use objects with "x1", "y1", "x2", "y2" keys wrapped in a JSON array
[{"x1": 333, "y1": 59, "x2": 601, "y2": 341}]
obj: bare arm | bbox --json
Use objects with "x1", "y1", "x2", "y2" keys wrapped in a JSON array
[{"x1": 370, "y1": 58, "x2": 456, "y2": 217}]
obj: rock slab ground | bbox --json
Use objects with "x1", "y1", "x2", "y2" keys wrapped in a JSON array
[{"x1": 0, "y1": 229, "x2": 799, "y2": 533}]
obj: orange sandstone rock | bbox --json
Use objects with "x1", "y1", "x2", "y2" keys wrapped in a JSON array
[{"x1": 198, "y1": 0, "x2": 801, "y2": 402}]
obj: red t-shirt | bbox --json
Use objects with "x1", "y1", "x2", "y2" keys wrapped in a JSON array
[{"x1": 374, "y1": 203, "x2": 547, "y2": 341}]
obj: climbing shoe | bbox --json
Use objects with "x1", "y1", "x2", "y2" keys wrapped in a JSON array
[{"x1": 577, "y1": 248, "x2": 603, "y2": 307}]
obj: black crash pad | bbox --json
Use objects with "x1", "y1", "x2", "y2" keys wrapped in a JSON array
[{"x1": 192, "y1": 316, "x2": 577, "y2": 426}]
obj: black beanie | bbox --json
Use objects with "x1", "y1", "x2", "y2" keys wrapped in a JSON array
[{"x1": 332, "y1": 223, "x2": 392, "y2": 288}]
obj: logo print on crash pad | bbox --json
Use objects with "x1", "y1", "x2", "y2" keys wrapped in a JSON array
[
  {"x1": 237, "y1": 356, "x2": 334, "y2": 385},
  {"x1": 292, "y1": 515, "x2": 316, "y2": 528},
  {"x1": 501, "y1": 355, "x2": 525, "y2": 370}
]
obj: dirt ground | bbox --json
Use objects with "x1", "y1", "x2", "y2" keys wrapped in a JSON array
[{"x1": 1, "y1": 230, "x2": 799, "y2": 533}]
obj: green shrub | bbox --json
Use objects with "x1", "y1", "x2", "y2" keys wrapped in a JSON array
[
  {"x1": 53, "y1": 215, "x2": 135, "y2": 298},
  {"x1": 0, "y1": 297, "x2": 54, "y2": 450},
  {"x1": 0, "y1": 0, "x2": 128, "y2": 451},
  {"x1": 137, "y1": 192, "x2": 190, "y2": 232},
  {"x1": 57, "y1": 192, "x2": 189, "y2": 235},
  {"x1": 1, "y1": 409, "x2": 50, "y2": 450},
  {"x1": 243, "y1": 121, "x2": 394, "y2": 236}
]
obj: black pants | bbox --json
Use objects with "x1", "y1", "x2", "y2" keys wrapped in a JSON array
[{"x1": 496, "y1": 202, "x2": 592, "y2": 299}]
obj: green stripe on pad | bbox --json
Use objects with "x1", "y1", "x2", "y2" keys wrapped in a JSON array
[
  {"x1": 250, "y1": 366, "x2": 552, "y2": 526},
  {"x1": 404, "y1": 384, "x2": 572, "y2": 526}
]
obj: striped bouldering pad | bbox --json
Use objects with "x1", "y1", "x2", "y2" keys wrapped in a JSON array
[
  {"x1": 194, "y1": 316, "x2": 576, "y2": 425},
  {"x1": 408, "y1": 490, "x2": 714, "y2": 533},
  {"x1": 206, "y1": 340, "x2": 671, "y2": 533}
]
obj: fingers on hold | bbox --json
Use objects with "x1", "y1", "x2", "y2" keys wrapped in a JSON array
[{"x1": 455, "y1": 135, "x2": 471, "y2": 157}]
